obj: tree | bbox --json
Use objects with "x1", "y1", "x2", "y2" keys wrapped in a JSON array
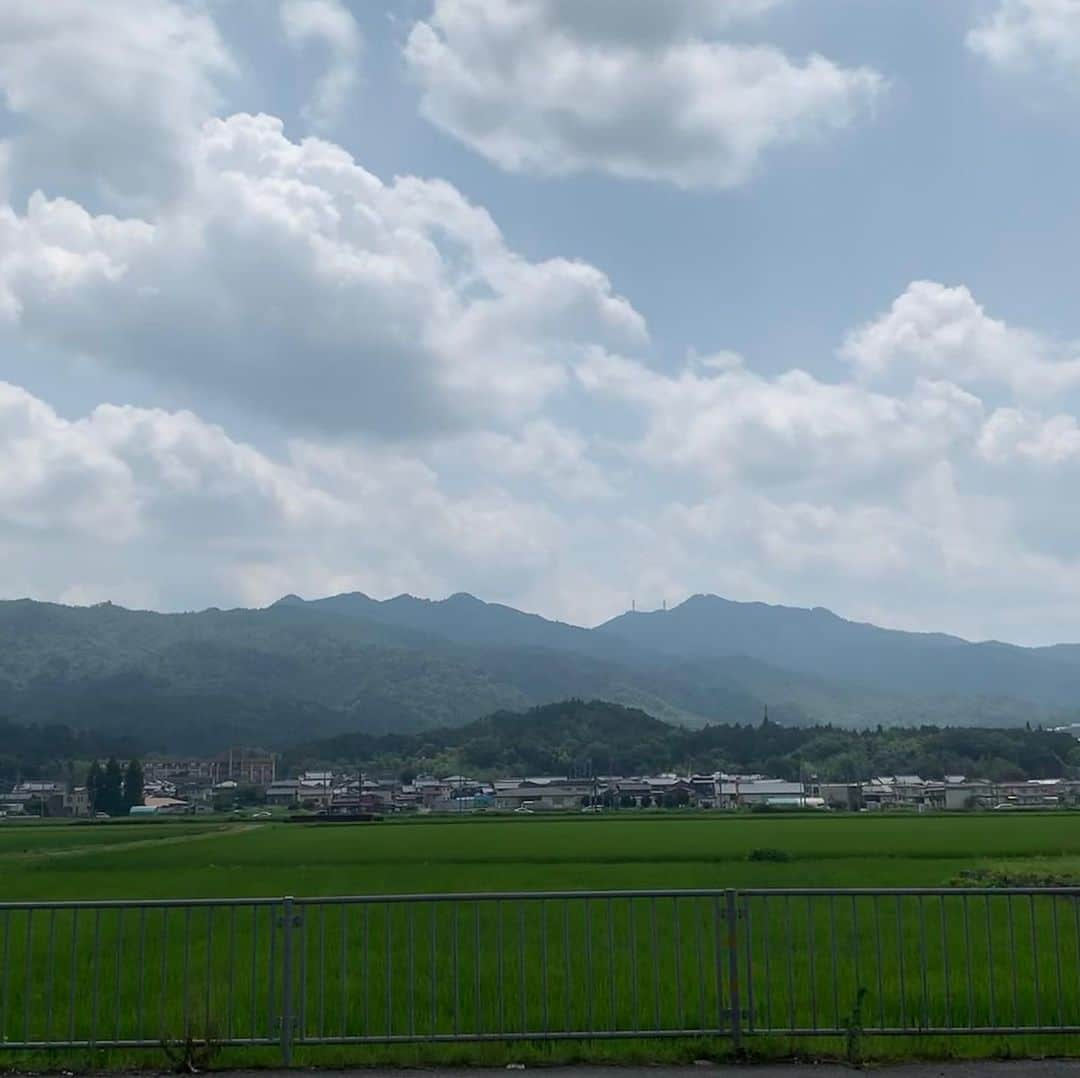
[
  {"x1": 86, "y1": 760, "x2": 103, "y2": 812},
  {"x1": 95, "y1": 757, "x2": 125, "y2": 816},
  {"x1": 123, "y1": 758, "x2": 144, "y2": 811}
]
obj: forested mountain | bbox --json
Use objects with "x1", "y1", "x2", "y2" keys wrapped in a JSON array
[
  {"x1": 2, "y1": 591, "x2": 1080, "y2": 753},
  {"x1": 599, "y1": 595, "x2": 1080, "y2": 703},
  {"x1": 284, "y1": 700, "x2": 1080, "y2": 784}
]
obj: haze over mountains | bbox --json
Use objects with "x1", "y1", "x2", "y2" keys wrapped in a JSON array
[{"x1": 2, "y1": 591, "x2": 1079, "y2": 754}]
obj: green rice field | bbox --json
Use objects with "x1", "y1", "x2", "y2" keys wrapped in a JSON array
[
  {"x1": 5, "y1": 811, "x2": 1080, "y2": 900},
  {"x1": 3, "y1": 812, "x2": 1080, "y2": 1068}
]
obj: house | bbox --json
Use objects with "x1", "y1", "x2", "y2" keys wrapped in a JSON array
[
  {"x1": 943, "y1": 780, "x2": 995, "y2": 811},
  {"x1": 265, "y1": 780, "x2": 300, "y2": 806},
  {"x1": 66, "y1": 786, "x2": 91, "y2": 817},
  {"x1": 615, "y1": 780, "x2": 652, "y2": 806},
  {"x1": 5, "y1": 781, "x2": 76, "y2": 818},
  {"x1": 143, "y1": 795, "x2": 191, "y2": 815},
  {"x1": 717, "y1": 778, "x2": 808, "y2": 808},
  {"x1": 995, "y1": 778, "x2": 1064, "y2": 808},
  {"x1": 492, "y1": 784, "x2": 587, "y2": 811},
  {"x1": 818, "y1": 783, "x2": 863, "y2": 810},
  {"x1": 862, "y1": 776, "x2": 944, "y2": 810}
]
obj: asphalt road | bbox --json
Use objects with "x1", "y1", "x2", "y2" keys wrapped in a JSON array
[{"x1": 221, "y1": 1064, "x2": 1080, "y2": 1078}]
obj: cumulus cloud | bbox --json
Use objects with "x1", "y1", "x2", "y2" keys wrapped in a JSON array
[
  {"x1": 840, "y1": 281, "x2": 1080, "y2": 398},
  {"x1": 0, "y1": 381, "x2": 567, "y2": 611},
  {"x1": 280, "y1": 0, "x2": 362, "y2": 130},
  {"x1": 404, "y1": 0, "x2": 885, "y2": 189},
  {"x1": 978, "y1": 407, "x2": 1080, "y2": 466},
  {"x1": 968, "y1": 0, "x2": 1080, "y2": 75},
  {"x1": 0, "y1": 113, "x2": 645, "y2": 437},
  {"x1": 0, "y1": 0, "x2": 232, "y2": 209},
  {"x1": 578, "y1": 349, "x2": 983, "y2": 490},
  {"x1": 454, "y1": 420, "x2": 615, "y2": 500}
]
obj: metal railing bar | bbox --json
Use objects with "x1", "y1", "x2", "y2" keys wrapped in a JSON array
[
  {"x1": 828, "y1": 895, "x2": 839, "y2": 1032},
  {"x1": 0, "y1": 897, "x2": 283, "y2": 912},
  {"x1": 607, "y1": 897, "x2": 616, "y2": 1032},
  {"x1": 917, "y1": 896, "x2": 928, "y2": 1030},
  {"x1": 22, "y1": 909, "x2": 33, "y2": 1045},
  {"x1": 44, "y1": 908, "x2": 56, "y2": 1044},
  {"x1": 1053, "y1": 895, "x2": 1064, "y2": 1029},
  {"x1": 1030, "y1": 894, "x2": 1042, "y2": 1029},
  {"x1": 472, "y1": 902, "x2": 480, "y2": 1035},
  {"x1": 784, "y1": 895, "x2": 796, "y2": 1034},
  {"x1": 940, "y1": 895, "x2": 951, "y2": 1030},
  {"x1": 673, "y1": 897, "x2": 684, "y2": 1032},
  {"x1": 584, "y1": 900, "x2": 593, "y2": 1035},
  {"x1": 4, "y1": 885, "x2": 1080, "y2": 915},
  {"x1": 90, "y1": 908, "x2": 101, "y2": 1048},
  {"x1": 113, "y1": 908, "x2": 124, "y2": 1043},
  {"x1": 291, "y1": 1027, "x2": 731, "y2": 1046},
  {"x1": 518, "y1": 902, "x2": 527, "y2": 1034},
  {"x1": 1008, "y1": 894, "x2": 1019, "y2": 1027},
  {"x1": 204, "y1": 906, "x2": 214, "y2": 1041}
]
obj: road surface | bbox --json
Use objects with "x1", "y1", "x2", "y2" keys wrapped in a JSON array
[{"x1": 226, "y1": 1063, "x2": 1080, "y2": 1078}]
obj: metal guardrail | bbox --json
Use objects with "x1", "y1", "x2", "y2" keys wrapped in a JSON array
[{"x1": 2, "y1": 888, "x2": 1080, "y2": 1061}]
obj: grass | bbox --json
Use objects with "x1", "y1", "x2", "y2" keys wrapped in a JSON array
[{"x1": 2, "y1": 811, "x2": 1080, "y2": 1068}]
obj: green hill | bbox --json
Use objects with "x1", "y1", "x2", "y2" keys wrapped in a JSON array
[{"x1": 1, "y1": 591, "x2": 1077, "y2": 753}]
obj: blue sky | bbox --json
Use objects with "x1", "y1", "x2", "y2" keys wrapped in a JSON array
[{"x1": 3, "y1": 0, "x2": 1080, "y2": 644}]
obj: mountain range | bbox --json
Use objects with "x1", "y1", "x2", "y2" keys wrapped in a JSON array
[{"x1": 2, "y1": 591, "x2": 1079, "y2": 753}]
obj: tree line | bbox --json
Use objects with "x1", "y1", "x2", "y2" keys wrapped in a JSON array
[
  {"x1": 283, "y1": 699, "x2": 1080, "y2": 783},
  {"x1": 86, "y1": 758, "x2": 144, "y2": 815},
  {"x1": 0, "y1": 716, "x2": 139, "y2": 785}
]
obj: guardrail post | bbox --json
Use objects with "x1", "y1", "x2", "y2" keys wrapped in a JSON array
[
  {"x1": 726, "y1": 890, "x2": 742, "y2": 1054},
  {"x1": 280, "y1": 896, "x2": 295, "y2": 1066}
]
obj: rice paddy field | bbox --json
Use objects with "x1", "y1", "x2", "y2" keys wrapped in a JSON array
[{"x1": 3, "y1": 811, "x2": 1080, "y2": 1068}]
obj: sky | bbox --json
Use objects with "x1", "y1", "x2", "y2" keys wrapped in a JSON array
[{"x1": 4, "y1": 0, "x2": 1080, "y2": 644}]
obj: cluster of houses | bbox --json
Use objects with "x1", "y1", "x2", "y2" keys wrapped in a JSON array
[
  {"x1": 3, "y1": 747, "x2": 1080, "y2": 817},
  {"x1": 262, "y1": 771, "x2": 820, "y2": 813},
  {"x1": 263, "y1": 770, "x2": 1080, "y2": 815}
]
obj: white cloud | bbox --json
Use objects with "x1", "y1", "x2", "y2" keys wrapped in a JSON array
[
  {"x1": 968, "y1": 0, "x2": 1080, "y2": 75},
  {"x1": 978, "y1": 407, "x2": 1080, "y2": 466},
  {"x1": 0, "y1": 0, "x2": 232, "y2": 209},
  {"x1": 280, "y1": 0, "x2": 362, "y2": 131},
  {"x1": 404, "y1": 0, "x2": 885, "y2": 189},
  {"x1": 0, "y1": 382, "x2": 139, "y2": 542},
  {"x1": 0, "y1": 113, "x2": 645, "y2": 438},
  {"x1": 578, "y1": 349, "x2": 983, "y2": 489},
  {"x1": 840, "y1": 280, "x2": 1080, "y2": 398},
  {"x1": 455, "y1": 420, "x2": 615, "y2": 500},
  {"x1": 0, "y1": 381, "x2": 566, "y2": 611}
]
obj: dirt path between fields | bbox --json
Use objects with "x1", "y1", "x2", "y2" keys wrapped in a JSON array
[{"x1": 3, "y1": 822, "x2": 257, "y2": 860}]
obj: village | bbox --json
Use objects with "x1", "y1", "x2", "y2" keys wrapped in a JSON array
[{"x1": 2, "y1": 746, "x2": 1078, "y2": 818}]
